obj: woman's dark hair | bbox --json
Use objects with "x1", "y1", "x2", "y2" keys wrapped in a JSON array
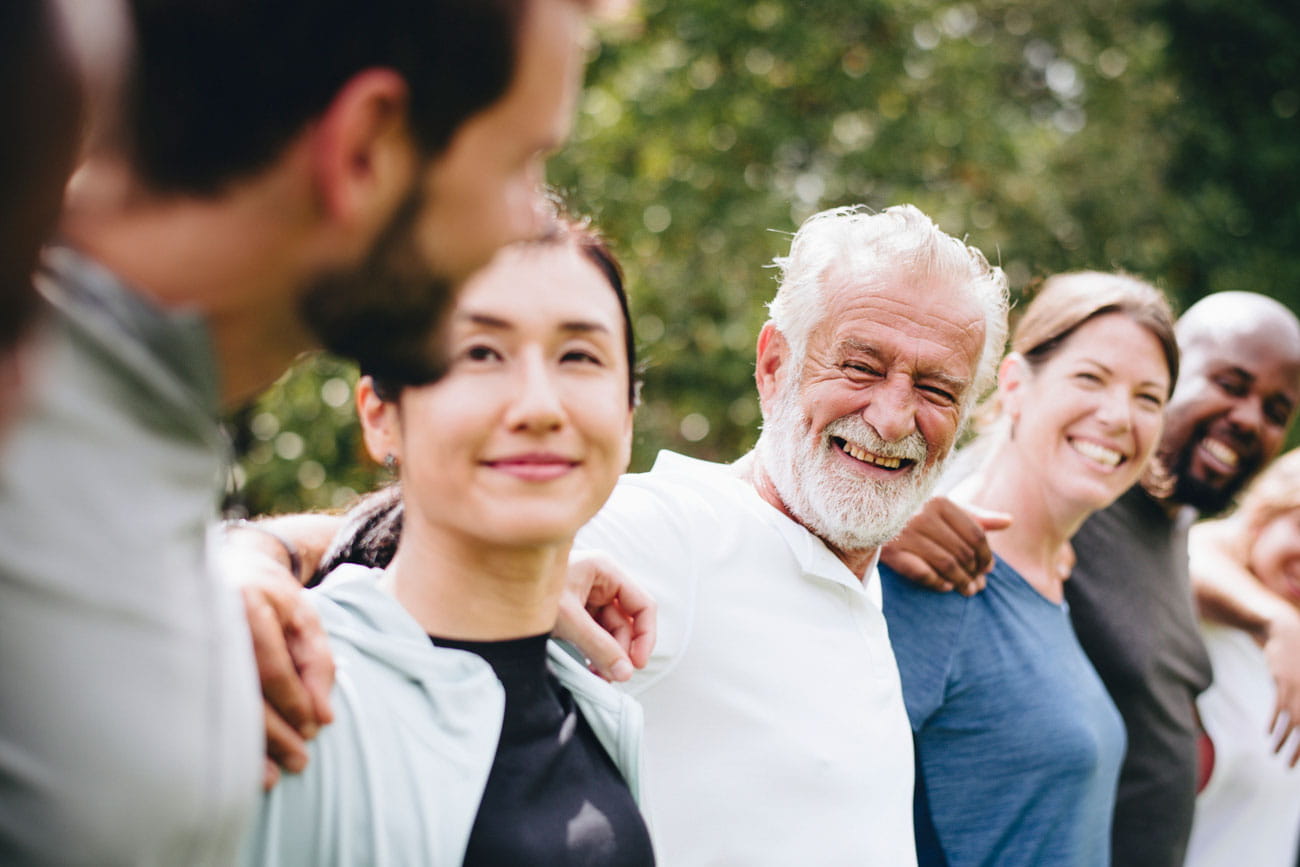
[
  {"x1": 310, "y1": 485, "x2": 403, "y2": 586},
  {"x1": 367, "y1": 215, "x2": 640, "y2": 407}
]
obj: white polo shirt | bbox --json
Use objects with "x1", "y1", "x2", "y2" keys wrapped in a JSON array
[{"x1": 576, "y1": 451, "x2": 916, "y2": 866}]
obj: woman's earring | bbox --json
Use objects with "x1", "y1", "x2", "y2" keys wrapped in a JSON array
[{"x1": 383, "y1": 453, "x2": 399, "y2": 474}]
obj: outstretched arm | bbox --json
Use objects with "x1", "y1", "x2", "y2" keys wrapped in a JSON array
[
  {"x1": 220, "y1": 513, "x2": 658, "y2": 784},
  {"x1": 218, "y1": 515, "x2": 341, "y2": 787},
  {"x1": 1191, "y1": 518, "x2": 1300, "y2": 765},
  {"x1": 880, "y1": 497, "x2": 1012, "y2": 596}
]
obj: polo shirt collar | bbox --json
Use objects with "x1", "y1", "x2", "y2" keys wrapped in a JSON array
[{"x1": 649, "y1": 450, "x2": 882, "y2": 602}]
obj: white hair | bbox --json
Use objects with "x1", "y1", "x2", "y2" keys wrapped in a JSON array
[{"x1": 766, "y1": 204, "x2": 1009, "y2": 409}]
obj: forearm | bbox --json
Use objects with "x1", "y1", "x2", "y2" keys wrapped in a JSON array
[
  {"x1": 1191, "y1": 519, "x2": 1292, "y2": 641},
  {"x1": 251, "y1": 513, "x2": 345, "y2": 584}
]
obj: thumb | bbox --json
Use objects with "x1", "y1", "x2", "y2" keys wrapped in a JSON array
[{"x1": 965, "y1": 503, "x2": 1013, "y2": 531}]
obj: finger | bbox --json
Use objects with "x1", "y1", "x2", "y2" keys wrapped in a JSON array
[
  {"x1": 555, "y1": 595, "x2": 635, "y2": 682},
  {"x1": 622, "y1": 596, "x2": 657, "y2": 671},
  {"x1": 245, "y1": 583, "x2": 324, "y2": 737},
  {"x1": 262, "y1": 757, "x2": 281, "y2": 791},
  {"x1": 957, "y1": 573, "x2": 988, "y2": 597},
  {"x1": 264, "y1": 701, "x2": 308, "y2": 774},
  {"x1": 594, "y1": 602, "x2": 634, "y2": 652},
  {"x1": 244, "y1": 589, "x2": 317, "y2": 737},
  {"x1": 881, "y1": 551, "x2": 954, "y2": 593},
  {"x1": 928, "y1": 500, "x2": 999, "y2": 576},
  {"x1": 907, "y1": 533, "x2": 983, "y2": 591},
  {"x1": 606, "y1": 579, "x2": 657, "y2": 669},
  {"x1": 1269, "y1": 705, "x2": 1297, "y2": 759},
  {"x1": 286, "y1": 600, "x2": 335, "y2": 728},
  {"x1": 964, "y1": 503, "x2": 1014, "y2": 532}
]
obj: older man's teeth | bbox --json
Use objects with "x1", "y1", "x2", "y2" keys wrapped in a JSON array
[
  {"x1": 1203, "y1": 438, "x2": 1239, "y2": 468},
  {"x1": 1071, "y1": 439, "x2": 1123, "y2": 468},
  {"x1": 841, "y1": 440, "x2": 903, "y2": 469}
]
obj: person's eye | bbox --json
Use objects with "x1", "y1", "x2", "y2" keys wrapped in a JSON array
[
  {"x1": 1214, "y1": 375, "x2": 1247, "y2": 397},
  {"x1": 843, "y1": 362, "x2": 879, "y2": 376},
  {"x1": 1137, "y1": 392, "x2": 1164, "y2": 409},
  {"x1": 1074, "y1": 371, "x2": 1103, "y2": 385},
  {"x1": 1265, "y1": 399, "x2": 1293, "y2": 428},
  {"x1": 562, "y1": 348, "x2": 603, "y2": 365},
  {"x1": 919, "y1": 384, "x2": 957, "y2": 406},
  {"x1": 462, "y1": 344, "x2": 502, "y2": 363}
]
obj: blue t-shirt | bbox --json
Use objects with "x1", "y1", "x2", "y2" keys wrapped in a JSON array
[{"x1": 881, "y1": 556, "x2": 1125, "y2": 867}]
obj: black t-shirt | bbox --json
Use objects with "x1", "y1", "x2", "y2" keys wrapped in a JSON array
[
  {"x1": 1065, "y1": 485, "x2": 1213, "y2": 867},
  {"x1": 429, "y1": 633, "x2": 654, "y2": 867}
]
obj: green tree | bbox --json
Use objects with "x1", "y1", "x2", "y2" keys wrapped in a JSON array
[{"x1": 231, "y1": 0, "x2": 1300, "y2": 516}]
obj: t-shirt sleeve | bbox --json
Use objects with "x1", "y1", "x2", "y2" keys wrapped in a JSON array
[
  {"x1": 880, "y1": 564, "x2": 968, "y2": 729},
  {"x1": 574, "y1": 476, "x2": 708, "y2": 692}
]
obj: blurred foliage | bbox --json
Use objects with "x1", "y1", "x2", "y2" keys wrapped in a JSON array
[{"x1": 227, "y1": 0, "x2": 1300, "y2": 517}]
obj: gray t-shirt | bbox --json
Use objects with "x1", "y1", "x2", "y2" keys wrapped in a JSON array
[
  {"x1": 0, "y1": 247, "x2": 260, "y2": 865},
  {"x1": 1065, "y1": 484, "x2": 1214, "y2": 867}
]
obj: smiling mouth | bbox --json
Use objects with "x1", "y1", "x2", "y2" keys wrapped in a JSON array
[
  {"x1": 1069, "y1": 438, "x2": 1125, "y2": 469},
  {"x1": 1201, "y1": 437, "x2": 1240, "y2": 469},
  {"x1": 832, "y1": 437, "x2": 915, "y2": 471}
]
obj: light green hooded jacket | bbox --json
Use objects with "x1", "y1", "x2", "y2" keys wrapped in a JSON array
[{"x1": 240, "y1": 564, "x2": 645, "y2": 866}]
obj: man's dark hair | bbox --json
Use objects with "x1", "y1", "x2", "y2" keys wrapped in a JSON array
[
  {"x1": 125, "y1": 0, "x2": 528, "y2": 195},
  {"x1": 1, "y1": 0, "x2": 84, "y2": 347}
]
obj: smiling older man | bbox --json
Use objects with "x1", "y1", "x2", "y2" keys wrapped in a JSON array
[{"x1": 575, "y1": 204, "x2": 1008, "y2": 865}]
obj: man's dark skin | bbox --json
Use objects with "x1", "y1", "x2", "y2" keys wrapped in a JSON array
[{"x1": 882, "y1": 290, "x2": 1300, "y2": 864}]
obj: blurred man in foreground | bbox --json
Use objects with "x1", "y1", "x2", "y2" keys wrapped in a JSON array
[{"x1": 0, "y1": 1, "x2": 591, "y2": 862}]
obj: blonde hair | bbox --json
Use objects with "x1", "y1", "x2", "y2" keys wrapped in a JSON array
[
  {"x1": 1012, "y1": 271, "x2": 1178, "y2": 391},
  {"x1": 1236, "y1": 448, "x2": 1300, "y2": 536}
]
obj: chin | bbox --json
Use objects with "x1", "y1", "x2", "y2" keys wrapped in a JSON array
[{"x1": 481, "y1": 509, "x2": 590, "y2": 549}]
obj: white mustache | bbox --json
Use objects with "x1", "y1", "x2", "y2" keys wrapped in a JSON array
[{"x1": 823, "y1": 415, "x2": 927, "y2": 464}]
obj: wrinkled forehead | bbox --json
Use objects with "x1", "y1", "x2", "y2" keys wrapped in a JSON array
[{"x1": 820, "y1": 265, "x2": 987, "y2": 376}]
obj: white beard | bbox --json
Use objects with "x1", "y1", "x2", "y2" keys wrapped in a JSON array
[{"x1": 755, "y1": 378, "x2": 947, "y2": 552}]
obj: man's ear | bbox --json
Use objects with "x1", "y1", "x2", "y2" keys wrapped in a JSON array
[
  {"x1": 755, "y1": 323, "x2": 791, "y2": 412},
  {"x1": 356, "y1": 376, "x2": 403, "y2": 465},
  {"x1": 311, "y1": 69, "x2": 417, "y2": 230}
]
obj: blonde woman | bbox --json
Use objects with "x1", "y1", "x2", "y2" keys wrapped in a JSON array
[{"x1": 1185, "y1": 449, "x2": 1300, "y2": 867}]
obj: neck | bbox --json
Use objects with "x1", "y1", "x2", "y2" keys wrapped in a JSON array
[
  {"x1": 61, "y1": 157, "x2": 321, "y2": 408},
  {"x1": 735, "y1": 450, "x2": 881, "y2": 580},
  {"x1": 961, "y1": 437, "x2": 1089, "y2": 601},
  {"x1": 382, "y1": 520, "x2": 571, "y2": 641}
]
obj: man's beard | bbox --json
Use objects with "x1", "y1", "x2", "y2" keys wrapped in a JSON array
[
  {"x1": 299, "y1": 185, "x2": 453, "y2": 386},
  {"x1": 755, "y1": 378, "x2": 946, "y2": 552},
  {"x1": 1165, "y1": 430, "x2": 1257, "y2": 516}
]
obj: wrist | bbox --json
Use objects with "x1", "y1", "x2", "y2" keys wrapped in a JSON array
[{"x1": 222, "y1": 518, "x2": 303, "y2": 584}]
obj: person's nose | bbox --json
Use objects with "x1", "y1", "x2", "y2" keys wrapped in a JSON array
[
  {"x1": 860, "y1": 376, "x2": 918, "y2": 443},
  {"x1": 503, "y1": 350, "x2": 564, "y2": 434},
  {"x1": 1094, "y1": 385, "x2": 1135, "y2": 433},
  {"x1": 1224, "y1": 393, "x2": 1265, "y2": 443}
]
